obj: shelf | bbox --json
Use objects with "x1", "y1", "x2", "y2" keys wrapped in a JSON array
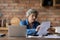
[{"x1": 0, "y1": 27, "x2": 8, "y2": 30}]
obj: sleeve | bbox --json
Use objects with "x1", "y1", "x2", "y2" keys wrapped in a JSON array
[
  {"x1": 20, "y1": 20, "x2": 25, "y2": 26},
  {"x1": 27, "y1": 29, "x2": 38, "y2": 36},
  {"x1": 27, "y1": 29, "x2": 36, "y2": 35}
]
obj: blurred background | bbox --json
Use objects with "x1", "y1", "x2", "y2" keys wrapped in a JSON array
[{"x1": 0, "y1": 0, "x2": 60, "y2": 33}]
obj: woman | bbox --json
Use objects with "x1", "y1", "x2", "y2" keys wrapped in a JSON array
[{"x1": 20, "y1": 9, "x2": 55, "y2": 36}]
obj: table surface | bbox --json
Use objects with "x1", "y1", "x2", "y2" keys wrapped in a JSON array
[
  {"x1": 0, "y1": 35, "x2": 60, "y2": 40},
  {"x1": 0, "y1": 31, "x2": 60, "y2": 40}
]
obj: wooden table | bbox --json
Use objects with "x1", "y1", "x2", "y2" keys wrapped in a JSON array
[
  {"x1": 0, "y1": 35, "x2": 60, "y2": 40},
  {"x1": 0, "y1": 31, "x2": 60, "y2": 40}
]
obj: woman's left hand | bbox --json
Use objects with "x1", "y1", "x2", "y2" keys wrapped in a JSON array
[{"x1": 47, "y1": 27, "x2": 55, "y2": 34}]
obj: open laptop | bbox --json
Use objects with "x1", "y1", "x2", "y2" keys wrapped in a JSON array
[{"x1": 8, "y1": 25, "x2": 26, "y2": 37}]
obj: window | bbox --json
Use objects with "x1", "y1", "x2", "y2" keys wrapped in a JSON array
[{"x1": 42, "y1": 0, "x2": 53, "y2": 7}]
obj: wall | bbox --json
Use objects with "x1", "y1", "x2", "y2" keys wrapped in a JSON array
[{"x1": 0, "y1": 0, "x2": 60, "y2": 27}]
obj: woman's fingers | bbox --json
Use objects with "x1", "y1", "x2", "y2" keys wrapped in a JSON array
[
  {"x1": 47, "y1": 27, "x2": 55, "y2": 33},
  {"x1": 36, "y1": 25, "x2": 41, "y2": 32}
]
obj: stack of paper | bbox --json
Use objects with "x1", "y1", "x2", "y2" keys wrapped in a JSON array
[
  {"x1": 44, "y1": 34, "x2": 60, "y2": 38},
  {"x1": 37, "y1": 21, "x2": 50, "y2": 36}
]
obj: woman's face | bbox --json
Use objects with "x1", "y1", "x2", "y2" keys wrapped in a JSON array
[{"x1": 28, "y1": 13, "x2": 37, "y2": 23}]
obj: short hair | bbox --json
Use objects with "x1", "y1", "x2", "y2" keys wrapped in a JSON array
[{"x1": 26, "y1": 9, "x2": 38, "y2": 17}]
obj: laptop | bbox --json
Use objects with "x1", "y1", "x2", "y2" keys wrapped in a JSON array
[{"x1": 8, "y1": 25, "x2": 26, "y2": 37}]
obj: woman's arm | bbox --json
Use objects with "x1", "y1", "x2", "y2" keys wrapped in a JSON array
[{"x1": 20, "y1": 20, "x2": 25, "y2": 26}]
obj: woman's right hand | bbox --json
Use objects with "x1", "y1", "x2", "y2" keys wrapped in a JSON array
[{"x1": 36, "y1": 25, "x2": 41, "y2": 32}]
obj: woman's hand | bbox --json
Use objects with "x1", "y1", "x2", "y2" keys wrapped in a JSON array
[
  {"x1": 47, "y1": 27, "x2": 55, "y2": 34},
  {"x1": 36, "y1": 25, "x2": 55, "y2": 34},
  {"x1": 36, "y1": 25, "x2": 41, "y2": 32}
]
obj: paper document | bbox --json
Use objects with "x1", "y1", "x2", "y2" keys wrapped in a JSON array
[
  {"x1": 37, "y1": 21, "x2": 50, "y2": 36},
  {"x1": 44, "y1": 34, "x2": 60, "y2": 38}
]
